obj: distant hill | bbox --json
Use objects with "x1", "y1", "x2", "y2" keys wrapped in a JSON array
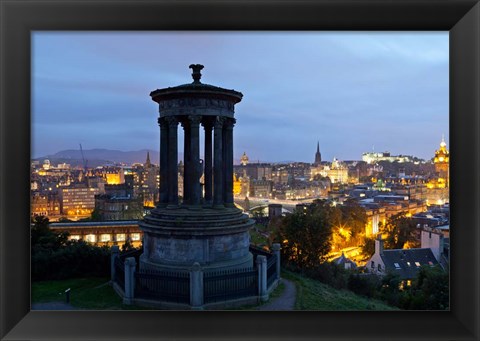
[
  {"x1": 34, "y1": 149, "x2": 164, "y2": 167},
  {"x1": 35, "y1": 149, "x2": 294, "y2": 167}
]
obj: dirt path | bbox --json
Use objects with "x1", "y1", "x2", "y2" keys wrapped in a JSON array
[{"x1": 257, "y1": 278, "x2": 296, "y2": 310}]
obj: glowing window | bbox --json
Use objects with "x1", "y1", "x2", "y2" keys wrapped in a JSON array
[
  {"x1": 69, "y1": 235, "x2": 80, "y2": 240},
  {"x1": 100, "y1": 234, "x2": 111, "y2": 242},
  {"x1": 116, "y1": 233, "x2": 126, "y2": 242},
  {"x1": 131, "y1": 233, "x2": 141, "y2": 241},
  {"x1": 85, "y1": 234, "x2": 96, "y2": 243}
]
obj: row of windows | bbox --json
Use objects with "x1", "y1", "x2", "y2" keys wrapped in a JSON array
[
  {"x1": 69, "y1": 233, "x2": 141, "y2": 243},
  {"x1": 63, "y1": 188, "x2": 99, "y2": 192},
  {"x1": 372, "y1": 260, "x2": 425, "y2": 271}
]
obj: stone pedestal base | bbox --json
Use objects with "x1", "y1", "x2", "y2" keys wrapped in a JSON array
[{"x1": 138, "y1": 207, "x2": 255, "y2": 272}]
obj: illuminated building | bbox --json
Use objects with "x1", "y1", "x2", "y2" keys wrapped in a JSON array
[
  {"x1": 236, "y1": 163, "x2": 272, "y2": 181},
  {"x1": 433, "y1": 136, "x2": 449, "y2": 188},
  {"x1": 49, "y1": 220, "x2": 143, "y2": 248},
  {"x1": 42, "y1": 159, "x2": 51, "y2": 170},
  {"x1": 60, "y1": 185, "x2": 101, "y2": 218},
  {"x1": 311, "y1": 157, "x2": 349, "y2": 184},
  {"x1": 95, "y1": 195, "x2": 143, "y2": 220},
  {"x1": 240, "y1": 151, "x2": 249, "y2": 166},
  {"x1": 31, "y1": 192, "x2": 61, "y2": 218},
  {"x1": 364, "y1": 206, "x2": 386, "y2": 236},
  {"x1": 362, "y1": 151, "x2": 412, "y2": 164},
  {"x1": 271, "y1": 167, "x2": 289, "y2": 185},
  {"x1": 233, "y1": 174, "x2": 242, "y2": 196},
  {"x1": 425, "y1": 137, "x2": 450, "y2": 205},
  {"x1": 104, "y1": 167, "x2": 125, "y2": 185},
  {"x1": 249, "y1": 179, "x2": 273, "y2": 198}
]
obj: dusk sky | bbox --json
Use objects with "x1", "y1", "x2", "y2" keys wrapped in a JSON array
[{"x1": 32, "y1": 31, "x2": 449, "y2": 163}]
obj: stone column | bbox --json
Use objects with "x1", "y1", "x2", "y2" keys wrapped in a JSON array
[
  {"x1": 110, "y1": 245, "x2": 119, "y2": 282},
  {"x1": 123, "y1": 257, "x2": 136, "y2": 305},
  {"x1": 158, "y1": 118, "x2": 169, "y2": 207},
  {"x1": 203, "y1": 120, "x2": 213, "y2": 205},
  {"x1": 256, "y1": 255, "x2": 268, "y2": 302},
  {"x1": 213, "y1": 117, "x2": 225, "y2": 209},
  {"x1": 223, "y1": 118, "x2": 236, "y2": 207},
  {"x1": 181, "y1": 119, "x2": 191, "y2": 205},
  {"x1": 189, "y1": 262, "x2": 204, "y2": 310},
  {"x1": 272, "y1": 243, "x2": 281, "y2": 280},
  {"x1": 166, "y1": 117, "x2": 179, "y2": 208},
  {"x1": 188, "y1": 115, "x2": 202, "y2": 208}
]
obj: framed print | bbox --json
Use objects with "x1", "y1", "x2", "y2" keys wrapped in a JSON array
[{"x1": 1, "y1": 1, "x2": 479, "y2": 340}]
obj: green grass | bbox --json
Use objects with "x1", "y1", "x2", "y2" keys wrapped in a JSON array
[
  {"x1": 249, "y1": 224, "x2": 269, "y2": 246},
  {"x1": 31, "y1": 277, "x2": 152, "y2": 310},
  {"x1": 283, "y1": 270, "x2": 398, "y2": 311},
  {"x1": 32, "y1": 271, "x2": 397, "y2": 311}
]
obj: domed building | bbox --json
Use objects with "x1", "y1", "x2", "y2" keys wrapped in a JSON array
[{"x1": 240, "y1": 151, "x2": 249, "y2": 166}]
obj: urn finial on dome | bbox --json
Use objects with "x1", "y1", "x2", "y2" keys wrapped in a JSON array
[{"x1": 189, "y1": 64, "x2": 204, "y2": 83}]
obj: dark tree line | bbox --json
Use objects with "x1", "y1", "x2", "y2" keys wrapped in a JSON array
[{"x1": 31, "y1": 216, "x2": 111, "y2": 281}]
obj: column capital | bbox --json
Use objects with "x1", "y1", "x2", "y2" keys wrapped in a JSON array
[
  {"x1": 165, "y1": 116, "x2": 178, "y2": 127},
  {"x1": 224, "y1": 118, "x2": 236, "y2": 129},
  {"x1": 214, "y1": 116, "x2": 226, "y2": 129},
  {"x1": 158, "y1": 117, "x2": 168, "y2": 127},
  {"x1": 188, "y1": 115, "x2": 202, "y2": 126}
]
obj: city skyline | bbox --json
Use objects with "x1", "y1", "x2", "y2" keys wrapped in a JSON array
[{"x1": 32, "y1": 31, "x2": 449, "y2": 162}]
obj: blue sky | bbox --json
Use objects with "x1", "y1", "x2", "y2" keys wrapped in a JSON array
[{"x1": 32, "y1": 31, "x2": 449, "y2": 162}]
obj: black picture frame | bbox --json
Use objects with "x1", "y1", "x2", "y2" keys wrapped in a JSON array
[{"x1": 1, "y1": 1, "x2": 479, "y2": 340}]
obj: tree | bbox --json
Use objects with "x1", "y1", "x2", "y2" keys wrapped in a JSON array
[
  {"x1": 380, "y1": 212, "x2": 418, "y2": 249},
  {"x1": 31, "y1": 215, "x2": 113, "y2": 281},
  {"x1": 403, "y1": 265, "x2": 449, "y2": 310},
  {"x1": 329, "y1": 201, "x2": 368, "y2": 250},
  {"x1": 360, "y1": 236, "x2": 376, "y2": 260},
  {"x1": 31, "y1": 216, "x2": 69, "y2": 251},
  {"x1": 121, "y1": 238, "x2": 134, "y2": 252},
  {"x1": 272, "y1": 200, "x2": 334, "y2": 268},
  {"x1": 378, "y1": 271, "x2": 403, "y2": 306},
  {"x1": 31, "y1": 215, "x2": 51, "y2": 246}
]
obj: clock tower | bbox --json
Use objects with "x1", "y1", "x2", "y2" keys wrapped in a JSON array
[{"x1": 433, "y1": 136, "x2": 449, "y2": 188}]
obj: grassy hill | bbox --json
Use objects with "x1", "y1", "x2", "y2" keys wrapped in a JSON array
[
  {"x1": 32, "y1": 272, "x2": 398, "y2": 311},
  {"x1": 283, "y1": 270, "x2": 398, "y2": 311}
]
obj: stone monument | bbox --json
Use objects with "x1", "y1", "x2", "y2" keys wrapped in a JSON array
[{"x1": 138, "y1": 64, "x2": 254, "y2": 272}]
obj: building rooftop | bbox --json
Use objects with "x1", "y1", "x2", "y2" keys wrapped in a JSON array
[
  {"x1": 50, "y1": 220, "x2": 139, "y2": 229},
  {"x1": 381, "y1": 248, "x2": 439, "y2": 279}
]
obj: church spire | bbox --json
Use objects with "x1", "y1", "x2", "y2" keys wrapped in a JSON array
[
  {"x1": 145, "y1": 151, "x2": 151, "y2": 168},
  {"x1": 314, "y1": 141, "x2": 322, "y2": 165}
]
